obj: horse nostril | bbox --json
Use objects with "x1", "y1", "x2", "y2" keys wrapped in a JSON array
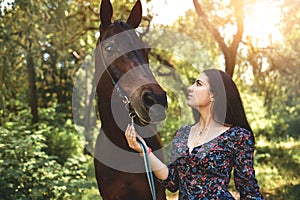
[
  {"x1": 141, "y1": 90, "x2": 168, "y2": 123},
  {"x1": 142, "y1": 92, "x2": 157, "y2": 109},
  {"x1": 149, "y1": 104, "x2": 167, "y2": 123}
]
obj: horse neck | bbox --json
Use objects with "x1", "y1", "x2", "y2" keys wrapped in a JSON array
[{"x1": 97, "y1": 72, "x2": 131, "y2": 143}]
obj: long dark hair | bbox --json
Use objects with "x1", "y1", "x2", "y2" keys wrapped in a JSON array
[{"x1": 204, "y1": 69, "x2": 254, "y2": 142}]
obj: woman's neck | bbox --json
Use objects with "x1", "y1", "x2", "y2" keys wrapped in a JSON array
[
  {"x1": 196, "y1": 117, "x2": 223, "y2": 129},
  {"x1": 198, "y1": 109, "x2": 213, "y2": 127},
  {"x1": 198, "y1": 118, "x2": 211, "y2": 128}
]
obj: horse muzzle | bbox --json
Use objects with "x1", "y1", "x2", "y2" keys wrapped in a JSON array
[{"x1": 130, "y1": 90, "x2": 168, "y2": 126}]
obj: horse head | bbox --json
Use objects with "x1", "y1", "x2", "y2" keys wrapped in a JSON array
[{"x1": 97, "y1": 0, "x2": 168, "y2": 126}]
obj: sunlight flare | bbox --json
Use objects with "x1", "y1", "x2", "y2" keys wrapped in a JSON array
[{"x1": 244, "y1": 0, "x2": 283, "y2": 47}]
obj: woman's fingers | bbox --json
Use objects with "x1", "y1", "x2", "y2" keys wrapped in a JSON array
[
  {"x1": 130, "y1": 125, "x2": 135, "y2": 138},
  {"x1": 125, "y1": 124, "x2": 142, "y2": 152},
  {"x1": 126, "y1": 125, "x2": 135, "y2": 138}
]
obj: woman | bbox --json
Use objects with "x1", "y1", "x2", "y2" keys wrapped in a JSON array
[{"x1": 125, "y1": 69, "x2": 264, "y2": 199}]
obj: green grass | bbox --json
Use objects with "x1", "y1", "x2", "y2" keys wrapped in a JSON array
[{"x1": 255, "y1": 137, "x2": 300, "y2": 200}]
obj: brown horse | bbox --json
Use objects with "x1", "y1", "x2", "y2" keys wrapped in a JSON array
[{"x1": 94, "y1": 0, "x2": 167, "y2": 199}]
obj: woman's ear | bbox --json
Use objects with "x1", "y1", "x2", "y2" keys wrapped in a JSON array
[{"x1": 210, "y1": 94, "x2": 214, "y2": 102}]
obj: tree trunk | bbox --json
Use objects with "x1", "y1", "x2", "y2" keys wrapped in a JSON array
[
  {"x1": 26, "y1": 54, "x2": 39, "y2": 124},
  {"x1": 193, "y1": 0, "x2": 244, "y2": 78},
  {"x1": 224, "y1": 48, "x2": 237, "y2": 77}
]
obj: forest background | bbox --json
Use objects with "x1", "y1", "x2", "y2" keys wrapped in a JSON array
[{"x1": 0, "y1": 0, "x2": 299, "y2": 199}]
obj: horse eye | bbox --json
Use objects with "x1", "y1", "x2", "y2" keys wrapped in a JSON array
[{"x1": 105, "y1": 45, "x2": 112, "y2": 52}]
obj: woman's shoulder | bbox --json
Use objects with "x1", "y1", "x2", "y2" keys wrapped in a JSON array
[
  {"x1": 228, "y1": 126, "x2": 251, "y2": 135},
  {"x1": 171, "y1": 124, "x2": 192, "y2": 142},
  {"x1": 175, "y1": 124, "x2": 192, "y2": 136},
  {"x1": 223, "y1": 126, "x2": 254, "y2": 145}
]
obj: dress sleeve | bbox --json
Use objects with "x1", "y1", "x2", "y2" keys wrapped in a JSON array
[
  {"x1": 157, "y1": 159, "x2": 180, "y2": 192},
  {"x1": 157, "y1": 128, "x2": 185, "y2": 193},
  {"x1": 233, "y1": 128, "x2": 264, "y2": 200}
]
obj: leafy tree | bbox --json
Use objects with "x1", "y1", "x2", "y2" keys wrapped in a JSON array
[
  {"x1": 192, "y1": 0, "x2": 244, "y2": 77},
  {"x1": 0, "y1": 0, "x2": 101, "y2": 124},
  {"x1": 234, "y1": 0, "x2": 300, "y2": 138}
]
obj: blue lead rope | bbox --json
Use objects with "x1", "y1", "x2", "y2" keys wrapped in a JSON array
[{"x1": 137, "y1": 137, "x2": 156, "y2": 200}]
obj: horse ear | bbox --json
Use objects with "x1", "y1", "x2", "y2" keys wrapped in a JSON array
[
  {"x1": 126, "y1": 0, "x2": 142, "y2": 28},
  {"x1": 100, "y1": 0, "x2": 113, "y2": 29}
]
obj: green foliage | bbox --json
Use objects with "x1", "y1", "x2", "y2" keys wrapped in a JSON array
[
  {"x1": 38, "y1": 105, "x2": 83, "y2": 164},
  {"x1": 254, "y1": 137, "x2": 300, "y2": 199},
  {"x1": 0, "y1": 107, "x2": 94, "y2": 200}
]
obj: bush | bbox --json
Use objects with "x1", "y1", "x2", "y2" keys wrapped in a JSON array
[
  {"x1": 38, "y1": 105, "x2": 83, "y2": 164},
  {"x1": 0, "y1": 108, "x2": 93, "y2": 199}
]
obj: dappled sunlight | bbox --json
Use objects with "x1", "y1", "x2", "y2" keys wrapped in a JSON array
[
  {"x1": 277, "y1": 137, "x2": 300, "y2": 149},
  {"x1": 256, "y1": 137, "x2": 270, "y2": 148},
  {"x1": 255, "y1": 138, "x2": 300, "y2": 199}
]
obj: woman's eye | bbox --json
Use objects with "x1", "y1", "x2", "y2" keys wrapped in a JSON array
[{"x1": 196, "y1": 80, "x2": 202, "y2": 86}]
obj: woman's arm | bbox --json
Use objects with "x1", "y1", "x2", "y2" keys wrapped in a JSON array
[
  {"x1": 125, "y1": 124, "x2": 169, "y2": 180},
  {"x1": 233, "y1": 128, "x2": 264, "y2": 200}
]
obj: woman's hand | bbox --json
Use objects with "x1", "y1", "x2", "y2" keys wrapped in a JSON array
[
  {"x1": 125, "y1": 124, "x2": 169, "y2": 180},
  {"x1": 125, "y1": 124, "x2": 147, "y2": 153}
]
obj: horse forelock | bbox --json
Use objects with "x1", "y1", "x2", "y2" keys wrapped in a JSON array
[
  {"x1": 100, "y1": 20, "x2": 134, "y2": 41},
  {"x1": 114, "y1": 20, "x2": 131, "y2": 29}
]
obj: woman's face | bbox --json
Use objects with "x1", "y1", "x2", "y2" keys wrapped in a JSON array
[{"x1": 187, "y1": 73, "x2": 212, "y2": 110}]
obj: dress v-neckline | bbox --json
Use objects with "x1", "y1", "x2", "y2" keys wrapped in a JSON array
[{"x1": 187, "y1": 125, "x2": 231, "y2": 154}]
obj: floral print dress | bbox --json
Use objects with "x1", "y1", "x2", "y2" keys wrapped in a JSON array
[{"x1": 158, "y1": 125, "x2": 264, "y2": 200}]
